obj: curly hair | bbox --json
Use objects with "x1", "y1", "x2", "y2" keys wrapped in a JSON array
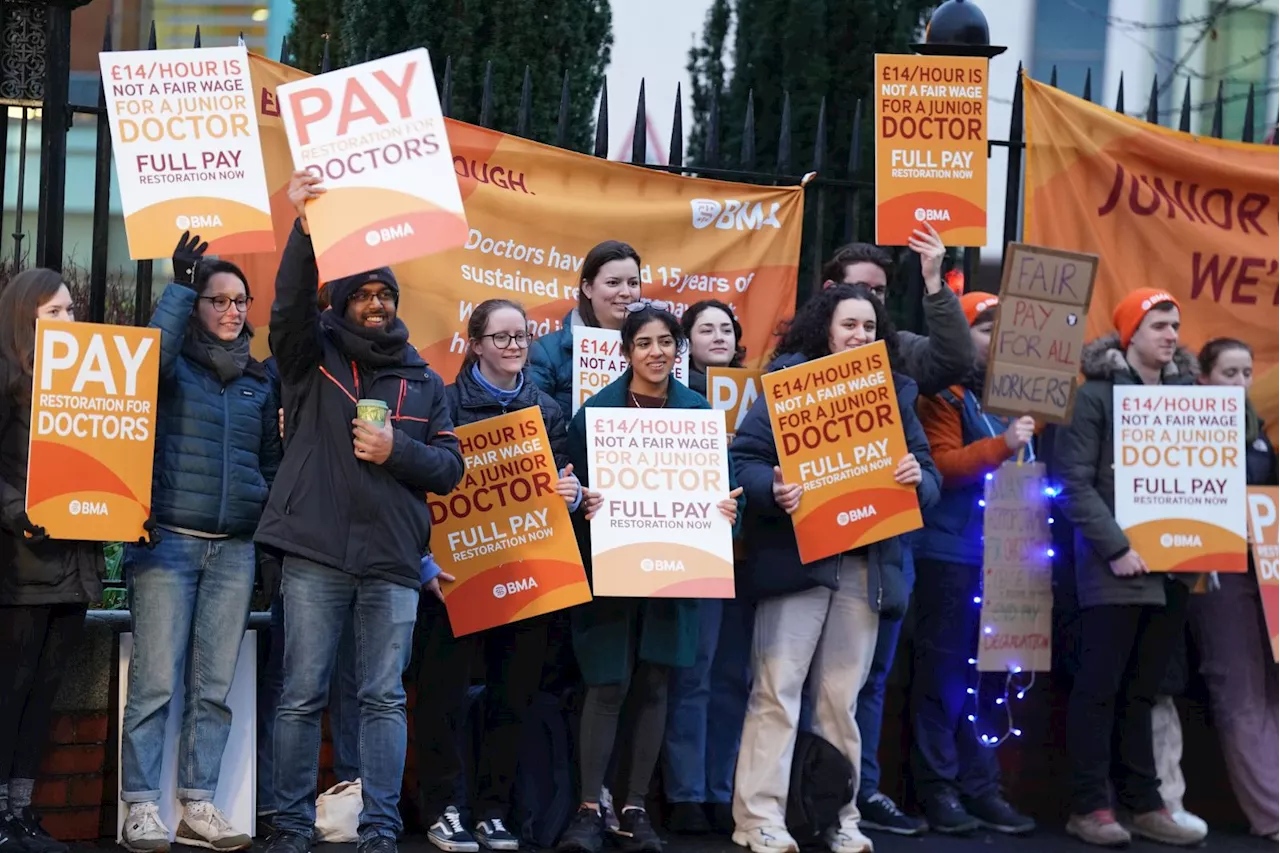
[
  {"x1": 773, "y1": 283, "x2": 900, "y2": 369},
  {"x1": 681, "y1": 299, "x2": 745, "y2": 367}
]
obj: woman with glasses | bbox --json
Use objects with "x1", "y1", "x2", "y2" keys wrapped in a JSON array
[
  {"x1": 418, "y1": 298, "x2": 584, "y2": 853},
  {"x1": 120, "y1": 234, "x2": 281, "y2": 853}
]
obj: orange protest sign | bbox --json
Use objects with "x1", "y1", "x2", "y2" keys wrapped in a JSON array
[
  {"x1": 874, "y1": 54, "x2": 988, "y2": 246},
  {"x1": 427, "y1": 409, "x2": 590, "y2": 636},
  {"x1": 26, "y1": 322, "x2": 160, "y2": 541},
  {"x1": 763, "y1": 341, "x2": 921, "y2": 564},
  {"x1": 706, "y1": 367, "x2": 764, "y2": 443},
  {"x1": 1248, "y1": 486, "x2": 1279, "y2": 661}
]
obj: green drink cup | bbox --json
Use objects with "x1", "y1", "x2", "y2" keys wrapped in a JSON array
[{"x1": 356, "y1": 398, "x2": 389, "y2": 427}]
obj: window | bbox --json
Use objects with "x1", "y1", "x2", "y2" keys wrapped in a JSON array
[
  {"x1": 1197, "y1": 5, "x2": 1278, "y2": 139},
  {"x1": 1031, "y1": 0, "x2": 1109, "y2": 95}
]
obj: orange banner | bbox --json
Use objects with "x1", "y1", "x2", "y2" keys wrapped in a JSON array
[
  {"x1": 1023, "y1": 74, "x2": 1279, "y2": 370},
  {"x1": 874, "y1": 54, "x2": 988, "y2": 246},
  {"x1": 26, "y1": 322, "x2": 160, "y2": 541},
  {"x1": 763, "y1": 341, "x2": 921, "y2": 564},
  {"x1": 427, "y1": 409, "x2": 590, "y2": 636},
  {"x1": 232, "y1": 55, "x2": 803, "y2": 374},
  {"x1": 706, "y1": 367, "x2": 763, "y2": 443},
  {"x1": 1248, "y1": 486, "x2": 1279, "y2": 661}
]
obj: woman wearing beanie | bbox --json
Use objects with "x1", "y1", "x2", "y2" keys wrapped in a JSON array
[{"x1": 1053, "y1": 288, "x2": 1205, "y2": 848}]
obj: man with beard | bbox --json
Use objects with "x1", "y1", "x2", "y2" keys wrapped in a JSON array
[{"x1": 257, "y1": 171, "x2": 465, "y2": 853}]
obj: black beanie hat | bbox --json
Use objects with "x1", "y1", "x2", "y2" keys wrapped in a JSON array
[{"x1": 325, "y1": 267, "x2": 400, "y2": 313}]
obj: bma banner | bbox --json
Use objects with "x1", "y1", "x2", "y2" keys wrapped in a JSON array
[
  {"x1": 233, "y1": 55, "x2": 803, "y2": 374},
  {"x1": 26, "y1": 322, "x2": 160, "y2": 541},
  {"x1": 1247, "y1": 487, "x2": 1279, "y2": 661},
  {"x1": 1113, "y1": 385, "x2": 1247, "y2": 573},
  {"x1": 585, "y1": 409, "x2": 734, "y2": 598},
  {"x1": 979, "y1": 462, "x2": 1053, "y2": 673},
  {"x1": 762, "y1": 341, "x2": 921, "y2": 564},
  {"x1": 1023, "y1": 74, "x2": 1279, "y2": 370},
  {"x1": 706, "y1": 367, "x2": 764, "y2": 443},
  {"x1": 571, "y1": 326, "x2": 688, "y2": 413},
  {"x1": 428, "y1": 409, "x2": 590, "y2": 636}
]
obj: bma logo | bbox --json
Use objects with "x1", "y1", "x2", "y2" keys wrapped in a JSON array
[
  {"x1": 836, "y1": 505, "x2": 877, "y2": 527},
  {"x1": 68, "y1": 499, "x2": 108, "y2": 517},
  {"x1": 491, "y1": 577, "x2": 539, "y2": 599},
  {"x1": 365, "y1": 222, "x2": 416, "y2": 247},
  {"x1": 175, "y1": 214, "x2": 223, "y2": 230},
  {"x1": 1159, "y1": 533, "x2": 1203, "y2": 548},
  {"x1": 640, "y1": 558, "x2": 686, "y2": 573},
  {"x1": 912, "y1": 208, "x2": 952, "y2": 223},
  {"x1": 689, "y1": 198, "x2": 783, "y2": 231}
]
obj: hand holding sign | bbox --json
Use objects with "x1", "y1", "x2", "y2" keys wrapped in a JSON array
[
  {"x1": 1109, "y1": 550, "x2": 1149, "y2": 577},
  {"x1": 581, "y1": 489, "x2": 604, "y2": 520},
  {"x1": 556, "y1": 464, "x2": 580, "y2": 504},
  {"x1": 10, "y1": 512, "x2": 47, "y2": 545},
  {"x1": 1004, "y1": 416, "x2": 1036, "y2": 451},
  {"x1": 893, "y1": 453, "x2": 922, "y2": 487},
  {"x1": 717, "y1": 487, "x2": 745, "y2": 525},
  {"x1": 288, "y1": 170, "x2": 325, "y2": 235},
  {"x1": 908, "y1": 223, "x2": 946, "y2": 292},
  {"x1": 772, "y1": 466, "x2": 802, "y2": 515}
]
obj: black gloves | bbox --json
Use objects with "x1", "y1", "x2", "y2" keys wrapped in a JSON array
[
  {"x1": 172, "y1": 231, "x2": 209, "y2": 287},
  {"x1": 137, "y1": 516, "x2": 161, "y2": 549}
]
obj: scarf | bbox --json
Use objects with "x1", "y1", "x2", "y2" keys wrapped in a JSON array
[
  {"x1": 182, "y1": 322, "x2": 251, "y2": 384},
  {"x1": 1245, "y1": 398, "x2": 1261, "y2": 447},
  {"x1": 471, "y1": 363, "x2": 523, "y2": 408},
  {"x1": 320, "y1": 310, "x2": 411, "y2": 369}
]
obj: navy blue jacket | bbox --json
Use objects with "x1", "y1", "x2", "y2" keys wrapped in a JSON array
[
  {"x1": 446, "y1": 365, "x2": 571, "y2": 471},
  {"x1": 729, "y1": 352, "x2": 941, "y2": 617},
  {"x1": 149, "y1": 285, "x2": 282, "y2": 536}
]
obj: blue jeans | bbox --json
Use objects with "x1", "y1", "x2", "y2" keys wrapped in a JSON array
[
  {"x1": 273, "y1": 557, "x2": 418, "y2": 842},
  {"x1": 121, "y1": 532, "x2": 255, "y2": 801},
  {"x1": 663, "y1": 599, "x2": 754, "y2": 804}
]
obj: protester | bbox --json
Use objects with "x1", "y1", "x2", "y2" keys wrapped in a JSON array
[
  {"x1": 819, "y1": 226, "x2": 965, "y2": 835},
  {"x1": 1054, "y1": 289, "x2": 1206, "y2": 847},
  {"x1": 729, "y1": 284, "x2": 941, "y2": 853},
  {"x1": 663, "y1": 300, "x2": 754, "y2": 835},
  {"x1": 119, "y1": 237, "x2": 280, "y2": 853},
  {"x1": 0, "y1": 270, "x2": 101, "y2": 853},
  {"x1": 911, "y1": 292, "x2": 1036, "y2": 835},
  {"x1": 257, "y1": 171, "x2": 464, "y2": 853},
  {"x1": 417, "y1": 298, "x2": 583, "y2": 853},
  {"x1": 1186, "y1": 339, "x2": 1278, "y2": 840},
  {"x1": 556, "y1": 305, "x2": 744, "y2": 853}
]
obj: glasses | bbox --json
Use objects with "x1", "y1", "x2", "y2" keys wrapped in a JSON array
[
  {"x1": 626, "y1": 298, "x2": 673, "y2": 313},
  {"x1": 199, "y1": 295, "x2": 253, "y2": 313},
  {"x1": 349, "y1": 289, "x2": 396, "y2": 306},
  {"x1": 481, "y1": 331, "x2": 530, "y2": 349}
]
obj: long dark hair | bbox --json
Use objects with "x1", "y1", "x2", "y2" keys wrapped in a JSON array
[
  {"x1": 621, "y1": 305, "x2": 687, "y2": 360},
  {"x1": 773, "y1": 283, "x2": 900, "y2": 368},
  {"x1": 1198, "y1": 337, "x2": 1252, "y2": 377},
  {"x1": 192, "y1": 259, "x2": 254, "y2": 336},
  {"x1": 0, "y1": 268, "x2": 68, "y2": 398},
  {"x1": 462, "y1": 298, "x2": 527, "y2": 372},
  {"x1": 578, "y1": 240, "x2": 641, "y2": 328},
  {"x1": 681, "y1": 299, "x2": 745, "y2": 368}
]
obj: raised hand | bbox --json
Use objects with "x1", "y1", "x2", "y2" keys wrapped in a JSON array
[{"x1": 172, "y1": 231, "x2": 208, "y2": 286}]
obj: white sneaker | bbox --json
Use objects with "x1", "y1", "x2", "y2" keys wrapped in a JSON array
[
  {"x1": 1170, "y1": 809, "x2": 1209, "y2": 837},
  {"x1": 175, "y1": 801, "x2": 252, "y2": 851},
  {"x1": 122, "y1": 802, "x2": 171, "y2": 853},
  {"x1": 826, "y1": 824, "x2": 874, "y2": 853},
  {"x1": 731, "y1": 826, "x2": 800, "y2": 853}
]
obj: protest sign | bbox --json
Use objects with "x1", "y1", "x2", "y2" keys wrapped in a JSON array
[
  {"x1": 707, "y1": 367, "x2": 764, "y2": 443},
  {"x1": 874, "y1": 54, "x2": 988, "y2": 247},
  {"x1": 983, "y1": 243, "x2": 1098, "y2": 423},
  {"x1": 1248, "y1": 486, "x2": 1279, "y2": 661},
  {"x1": 571, "y1": 326, "x2": 688, "y2": 413},
  {"x1": 276, "y1": 48, "x2": 468, "y2": 281},
  {"x1": 763, "y1": 341, "x2": 921, "y2": 564},
  {"x1": 26, "y1": 322, "x2": 160, "y2": 541},
  {"x1": 586, "y1": 409, "x2": 734, "y2": 597},
  {"x1": 99, "y1": 46, "x2": 274, "y2": 260},
  {"x1": 427, "y1": 409, "x2": 590, "y2": 636},
  {"x1": 1114, "y1": 385, "x2": 1247, "y2": 573},
  {"x1": 979, "y1": 462, "x2": 1053, "y2": 672}
]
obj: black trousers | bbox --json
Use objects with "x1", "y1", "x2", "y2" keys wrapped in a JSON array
[
  {"x1": 1066, "y1": 581, "x2": 1190, "y2": 815},
  {"x1": 415, "y1": 595, "x2": 550, "y2": 822},
  {"x1": 0, "y1": 604, "x2": 88, "y2": 781}
]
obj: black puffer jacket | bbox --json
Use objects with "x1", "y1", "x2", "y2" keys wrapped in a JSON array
[
  {"x1": 446, "y1": 365, "x2": 571, "y2": 471},
  {"x1": 0, "y1": 358, "x2": 104, "y2": 606}
]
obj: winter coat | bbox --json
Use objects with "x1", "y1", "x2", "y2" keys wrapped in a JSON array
[
  {"x1": 728, "y1": 352, "x2": 941, "y2": 617},
  {"x1": 895, "y1": 286, "x2": 975, "y2": 398},
  {"x1": 0, "y1": 357, "x2": 104, "y2": 606},
  {"x1": 148, "y1": 285, "x2": 282, "y2": 537},
  {"x1": 527, "y1": 309, "x2": 583, "y2": 420},
  {"x1": 446, "y1": 365, "x2": 571, "y2": 471},
  {"x1": 1052, "y1": 333, "x2": 1199, "y2": 609}
]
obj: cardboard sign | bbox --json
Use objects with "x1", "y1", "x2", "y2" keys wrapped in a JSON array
[
  {"x1": 983, "y1": 243, "x2": 1098, "y2": 423},
  {"x1": 979, "y1": 462, "x2": 1053, "y2": 672},
  {"x1": 571, "y1": 326, "x2": 688, "y2": 414},
  {"x1": 99, "y1": 46, "x2": 274, "y2": 260},
  {"x1": 26, "y1": 322, "x2": 160, "y2": 541},
  {"x1": 1114, "y1": 386, "x2": 1248, "y2": 572},
  {"x1": 706, "y1": 367, "x2": 764, "y2": 443},
  {"x1": 277, "y1": 48, "x2": 468, "y2": 281},
  {"x1": 763, "y1": 341, "x2": 921, "y2": 564},
  {"x1": 1247, "y1": 486, "x2": 1279, "y2": 661},
  {"x1": 874, "y1": 54, "x2": 989, "y2": 247},
  {"x1": 586, "y1": 409, "x2": 734, "y2": 597},
  {"x1": 427, "y1": 409, "x2": 590, "y2": 636}
]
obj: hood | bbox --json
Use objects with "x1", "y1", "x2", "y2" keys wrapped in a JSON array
[{"x1": 1080, "y1": 333, "x2": 1198, "y2": 383}]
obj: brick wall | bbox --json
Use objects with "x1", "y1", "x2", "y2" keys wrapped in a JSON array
[{"x1": 35, "y1": 713, "x2": 111, "y2": 841}]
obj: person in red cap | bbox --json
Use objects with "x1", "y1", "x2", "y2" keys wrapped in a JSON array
[
  {"x1": 1053, "y1": 288, "x2": 1206, "y2": 847},
  {"x1": 911, "y1": 291, "x2": 1037, "y2": 836}
]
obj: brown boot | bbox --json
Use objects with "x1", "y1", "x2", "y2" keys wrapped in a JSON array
[
  {"x1": 1066, "y1": 810, "x2": 1131, "y2": 847},
  {"x1": 1130, "y1": 809, "x2": 1207, "y2": 846}
]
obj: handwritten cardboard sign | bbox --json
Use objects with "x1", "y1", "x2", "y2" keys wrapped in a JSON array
[
  {"x1": 983, "y1": 243, "x2": 1098, "y2": 423},
  {"x1": 706, "y1": 367, "x2": 764, "y2": 443},
  {"x1": 571, "y1": 326, "x2": 688, "y2": 414},
  {"x1": 1247, "y1": 486, "x2": 1279, "y2": 662}
]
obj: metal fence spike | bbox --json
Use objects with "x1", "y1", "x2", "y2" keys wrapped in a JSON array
[
  {"x1": 555, "y1": 71, "x2": 571, "y2": 148},
  {"x1": 441, "y1": 56, "x2": 453, "y2": 119},
  {"x1": 811, "y1": 96, "x2": 826, "y2": 172},
  {"x1": 1179, "y1": 77, "x2": 1192, "y2": 132},
  {"x1": 1145, "y1": 76, "x2": 1159, "y2": 124},
  {"x1": 847, "y1": 98, "x2": 862, "y2": 175},
  {"x1": 1210, "y1": 79, "x2": 1224, "y2": 138},
  {"x1": 669, "y1": 83, "x2": 684, "y2": 167},
  {"x1": 517, "y1": 66, "x2": 533, "y2": 138},
  {"x1": 147, "y1": 20, "x2": 157, "y2": 50},
  {"x1": 594, "y1": 81, "x2": 609, "y2": 158},
  {"x1": 193, "y1": 25, "x2": 201, "y2": 48},
  {"x1": 1083, "y1": 67, "x2": 1092, "y2": 103},
  {"x1": 740, "y1": 89, "x2": 755, "y2": 168},
  {"x1": 480, "y1": 61, "x2": 494, "y2": 129},
  {"x1": 705, "y1": 87, "x2": 721, "y2": 169},
  {"x1": 631, "y1": 79, "x2": 647, "y2": 164},
  {"x1": 321, "y1": 36, "x2": 331, "y2": 72},
  {"x1": 1242, "y1": 82, "x2": 1256, "y2": 142},
  {"x1": 1114, "y1": 72, "x2": 1124, "y2": 114},
  {"x1": 776, "y1": 91, "x2": 792, "y2": 175}
]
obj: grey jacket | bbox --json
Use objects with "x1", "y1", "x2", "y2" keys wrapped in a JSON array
[
  {"x1": 1053, "y1": 334, "x2": 1199, "y2": 609},
  {"x1": 895, "y1": 286, "x2": 975, "y2": 398}
]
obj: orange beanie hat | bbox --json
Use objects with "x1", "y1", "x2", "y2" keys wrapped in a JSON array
[
  {"x1": 1113, "y1": 288, "x2": 1181, "y2": 349},
  {"x1": 960, "y1": 292, "x2": 999, "y2": 326}
]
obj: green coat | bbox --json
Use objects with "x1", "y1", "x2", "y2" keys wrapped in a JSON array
[{"x1": 565, "y1": 369, "x2": 745, "y2": 686}]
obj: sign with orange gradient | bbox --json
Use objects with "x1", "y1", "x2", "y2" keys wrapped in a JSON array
[
  {"x1": 874, "y1": 54, "x2": 988, "y2": 247},
  {"x1": 26, "y1": 322, "x2": 160, "y2": 541},
  {"x1": 231, "y1": 55, "x2": 803, "y2": 375},
  {"x1": 427, "y1": 409, "x2": 589, "y2": 636},
  {"x1": 764, "y1": 341, "x2": 921, "y2": 564},
  {"x1": 586, "y1": 409, "x2": 734, "y2": 597},
  {"x1": 706, "y1": 367, "x2": 764, "y2": 443},
  {"x1": 276, "y1": 48, "x2": 469, "y2": 281},
  {"x1": 99, "y1": 46, "x2": 274, "y2": 260},
  {"x1": 1114, "y1": 386, "x2": 1247, "y2": 573},
  {"x1": 1247, "y1": 487, "x2": 1279, "y2": 661}
]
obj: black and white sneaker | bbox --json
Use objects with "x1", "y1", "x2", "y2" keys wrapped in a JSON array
[
  {"x1": 475, "y1": 819, "x2": 519, "y2": 851},
  {"x1": 429, "y1": 807, "x2": 480, "y2": 853},
  {"x1": 616, "y1": 808, "x2": 661, "y2": 853},
  {"x1": 856, "y1": 792, "x2": 927, "y2": 837}
]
